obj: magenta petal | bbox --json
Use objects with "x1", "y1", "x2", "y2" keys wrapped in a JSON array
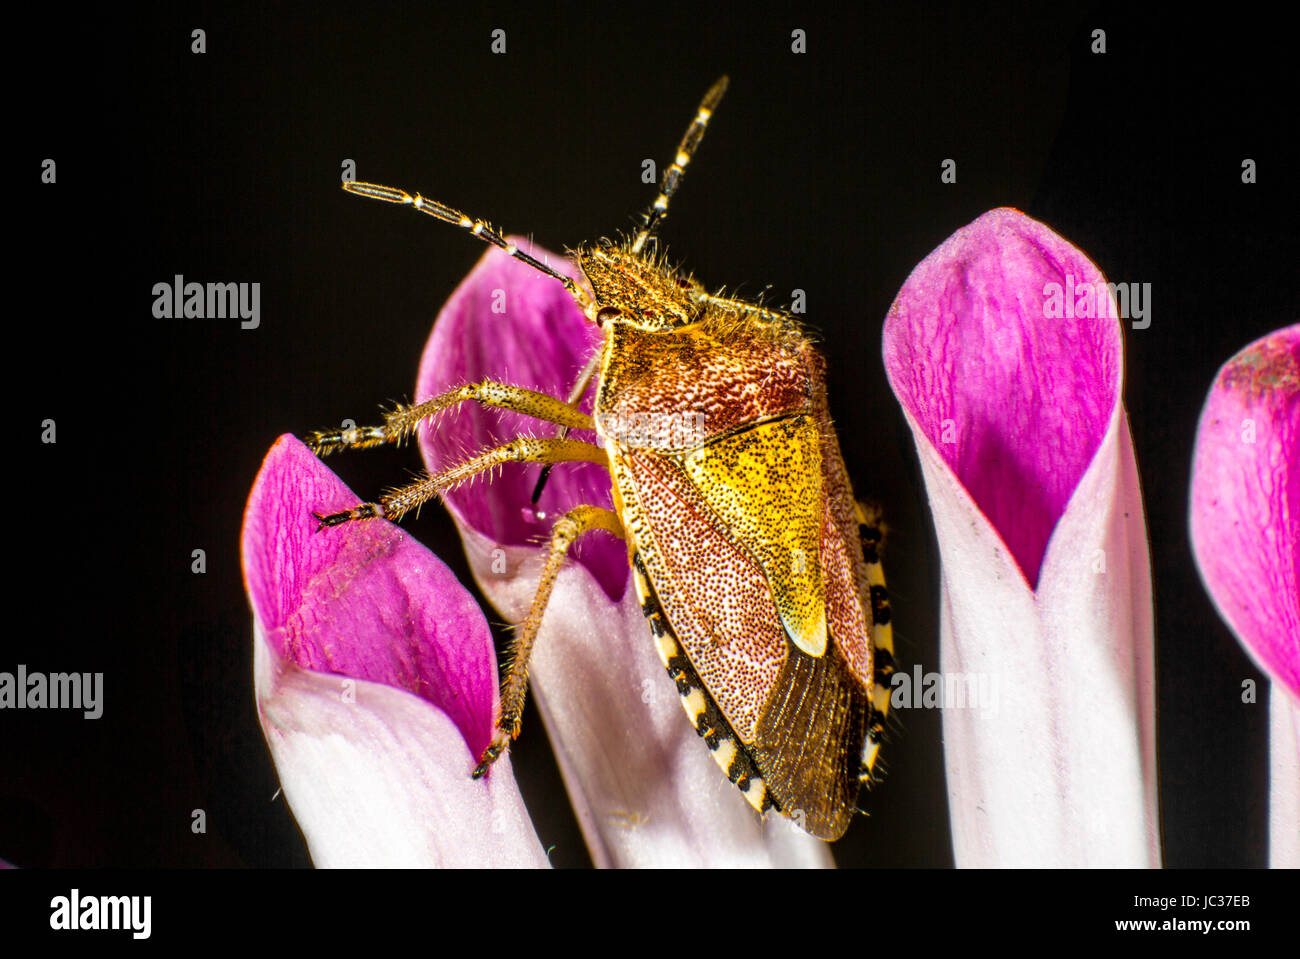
[
  {"x1": 883, "y1": 208, "x2": 1157, "y2": 865},
  {"x1": 883, "y1": 208, "x2": 1121, "y2": 588},
  {"x1": 241, "y1": 433, "x2": 496, "y2": 758},
  {"x1": 1190, "y1": 325, "x2": 1300, "y2": 700},
  {"x1": 416, "y1": 238, "x2": 627, "y2": 602}
]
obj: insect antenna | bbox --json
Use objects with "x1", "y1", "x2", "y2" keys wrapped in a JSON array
[
  {"x1": 532, "y1": 77, "x2": 730, "y2": 503},
  {"x1": 341, "y1": 181, "x2": 594, "y2": 313},
  {"x1": 629, "y1": 75, "x2": 729, "y2": 254}
]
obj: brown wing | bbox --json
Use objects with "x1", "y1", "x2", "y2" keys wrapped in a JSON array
[
  {"x1": 751, "y1": 638, "x2": 869, "y2": 838},
  {"x1": 601, "y1": 324, "x2": 883, "y2": 839},
  {"x1": 612, "y1": 420, "x2": 874, "y2": 839}
]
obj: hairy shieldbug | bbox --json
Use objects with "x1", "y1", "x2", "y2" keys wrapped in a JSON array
[{"x1": 306, "y1": 77, "x2": 895, "y2": 840}]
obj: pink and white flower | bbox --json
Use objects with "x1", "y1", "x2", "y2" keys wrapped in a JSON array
[
  {"x1": 1189, "y1": 323, "x2": 1299, "y2": 867},
  {"x1": 883, "y1": 208, "x2": 1159, "y2": 867}
]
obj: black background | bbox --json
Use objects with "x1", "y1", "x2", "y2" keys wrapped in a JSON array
[{"x1": 6, "y1": 2, "x2": 1296, "y2": 870}]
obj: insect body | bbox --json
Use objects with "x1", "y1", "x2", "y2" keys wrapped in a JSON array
[{"x1": 306, "y1": 77, "x2": 894, "y2": 840}]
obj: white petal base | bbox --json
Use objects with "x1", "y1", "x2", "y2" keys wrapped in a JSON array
[
  {"x1": 255, "y1": 627, "x2": 548, "y2": 868},
  {"x1": 1271, "y1": 689, "x2": 1299, "y2": 868},
  {"x1": 918, "y1": 409, "x2": 1160, "y2": 866}
]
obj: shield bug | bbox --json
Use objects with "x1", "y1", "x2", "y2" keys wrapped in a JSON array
[{"x1": 306, "y1": 77, "x2": 895, "y2": 840}]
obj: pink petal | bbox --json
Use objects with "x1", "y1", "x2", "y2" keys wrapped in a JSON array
[
  {"x1": 1190, "y1": 324, "x2": 1300, "y2": 699},
  {"x1": 883, "y1": 209, "x2": 1158, "y2": 866},
  {"x1": 242, "y1": 435, "x2": 546, "y2": 866},
  {"x1": 242, "y1": 434, "x2": 496, "y2": 758},
  {"x1": 883, "y1": 207, "x2": 1121, "y2": 588},
  {"x1": 416, "y1": 237, "x2": 627, "y2": 602}
]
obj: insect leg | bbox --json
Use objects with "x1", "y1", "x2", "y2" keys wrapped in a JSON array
[
  {"x1": 629, "y1": 75, "x2": 729, "y2": 254},
  {"x1": 311, "y1": 437, "x2": 607, "y2": 529},
  {"x1": 342, "y1": 181, "x2": 595, "y2": 315},
  {"x1": 306, "y1": 381, "x2": 594, "y2": 457},
  {"x1": 472, "y1": 505, "x2": 627, "y2": 778}
]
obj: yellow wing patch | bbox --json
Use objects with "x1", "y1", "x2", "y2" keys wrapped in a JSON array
[{"x1": 681, "y1": 416, "x2": 826, "y2": 656}]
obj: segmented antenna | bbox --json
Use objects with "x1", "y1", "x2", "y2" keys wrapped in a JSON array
[
  {"x1": 341, "y1": 181, "x2": 594, "y2": 313},
  {"x1": 630, "y1": 75, "x2": 729, "y2": 254}
]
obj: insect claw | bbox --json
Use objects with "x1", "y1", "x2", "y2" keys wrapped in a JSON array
[
  {"x1": 312, "y1": 504, "x2": 379, "y2": 530},
  {"x1": 471, "y1": 748, "x2": 497, "y2": 779},
  {"x1": 471, "y1": 731, "x2": 510, "y2": 778},
  {"x1": 303, "y1": 431, "x2": 336, "y2": 456}
]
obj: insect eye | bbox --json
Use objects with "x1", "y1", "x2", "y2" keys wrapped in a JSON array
[
  {"x1": 596, "y1": 306, "x2": 621, "y2": 326},
  {"x1": 677, "y1": 277, "x2": 693, "y2": 288}
]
